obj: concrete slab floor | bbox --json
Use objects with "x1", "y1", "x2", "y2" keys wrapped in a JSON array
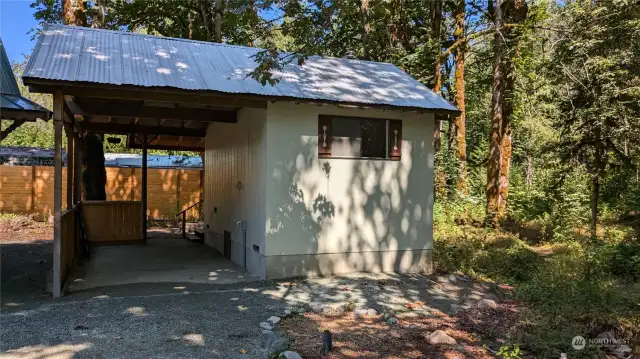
[{"x1": 69, "y1": 230, "x2": 258, "y2": 292}]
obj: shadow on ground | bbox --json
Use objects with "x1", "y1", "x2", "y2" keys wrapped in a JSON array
[{"x1": 1, "y1": 239, "x2": 52, "y2": 306}]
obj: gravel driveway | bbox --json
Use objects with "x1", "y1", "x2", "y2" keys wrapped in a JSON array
[
  {"x1": 0, "y1": 272, "x2": 494, "y2": 359},
  {"x1": 0, "y1": 282, "x2": 286, "y2": 359}
]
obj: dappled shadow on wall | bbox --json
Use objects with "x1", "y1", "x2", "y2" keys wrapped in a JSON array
[{"x1": 266, "y1": 128, "x2": 432, "y2": 278}]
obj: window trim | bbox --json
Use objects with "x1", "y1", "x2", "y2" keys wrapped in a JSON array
[{"x1": 318, "y1": 115, "x2": 402, "y2": 161}]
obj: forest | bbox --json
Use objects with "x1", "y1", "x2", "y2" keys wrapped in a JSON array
[{"x1": 2, "y1": 0, "x2": 639, "y2": 357}]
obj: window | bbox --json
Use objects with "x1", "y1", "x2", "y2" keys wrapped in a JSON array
[{"x1": 318, "y1": 115, "x2": 402, "y2": 160}]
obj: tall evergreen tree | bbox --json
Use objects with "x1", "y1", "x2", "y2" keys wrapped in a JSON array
[{"x1": 550, "y1": 0, "x2": 640, "y2": 237}]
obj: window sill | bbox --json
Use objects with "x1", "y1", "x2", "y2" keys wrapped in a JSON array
[{"x1": 322, "y1": 156, "x2": 392, "y2": 161}]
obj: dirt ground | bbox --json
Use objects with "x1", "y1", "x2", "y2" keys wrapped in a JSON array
[
  {"x1": 0, "y1": 217, "x2": 53, "y2": 305},
  {"x1": 280, "y1": 300, "x2": 520, "y2": 359},
  {"x1": 273, "y1": 276, "x2": 521, "y2": 359}
]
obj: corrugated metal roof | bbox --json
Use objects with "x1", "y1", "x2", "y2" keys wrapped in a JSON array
[
  {"x1": 103, "y1": 153, "x2": 202, "y2": 168},
  {"x1": 0, "y1": 146, "x2": 66, "y2": 166},
  {"x1": 23, "y1": 24, "x2": 458, "y2": 112},
  {"x1": 0, "y1": 39, "x2": 20, "y2": 96},
  {"x1": 0, "y1": 146, "x2": 202, "y2": 169},
  {"x1": 1, "y1": 38, "x2": 51, "y2": 120}
]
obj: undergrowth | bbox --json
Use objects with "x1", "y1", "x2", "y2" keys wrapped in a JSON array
[{"x1": 433, "y1": 201, "x2": 640, "y2": 358}]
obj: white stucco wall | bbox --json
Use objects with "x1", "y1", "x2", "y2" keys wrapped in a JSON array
[
  {"x1": 263, "y1": 102, "x2": 435, "y2": 275},
  {"x1": 203, "y1": 108, "x2": 267, "y2": 277}
]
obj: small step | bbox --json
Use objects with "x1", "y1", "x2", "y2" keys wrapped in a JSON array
[
  {"x1": 187, "y1": 233, "x2": 204, "y2": 243},
  {"x1": 194, "y1": 229, "x2": 205, "y2": 239}
]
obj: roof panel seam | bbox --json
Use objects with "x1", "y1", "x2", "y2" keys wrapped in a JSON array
[{"x1": 74, "y1": 27, "x2": 87, "y2": 82}]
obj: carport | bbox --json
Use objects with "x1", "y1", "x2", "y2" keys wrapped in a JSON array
[
  {"x1": 21, "y1": 25, "x2": 266, "y2": 297},
  {"x1": 69, "y1": 230, "x2": 256, "y2": 292}
]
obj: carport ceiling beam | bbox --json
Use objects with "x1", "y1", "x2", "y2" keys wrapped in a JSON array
[
  {"x1": 73, "y1": 99, "x2": 238, "y2": 123},
  {"x1": 79, "y1": 122, "x2": 206, "y2": 137}
]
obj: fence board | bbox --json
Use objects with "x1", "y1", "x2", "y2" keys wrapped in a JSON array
[
  {"x1": 0, "y1": 166, "x2": 33, "y2": 213},
  {"x1": 82, "y1": 200, "x2": 143, "y2": 244},
  {"x1": 1, "y1": 166, "x2": 201, "y2": 220}
]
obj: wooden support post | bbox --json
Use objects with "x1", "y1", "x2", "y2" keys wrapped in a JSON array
[
  {"x1": 66, "y1": 125, "x2": 74, "y2": 209},
  {"x1": 72, "y1": 131, "x2": 82, "y2": 259},
  {"x1": 53, "y1": 91, "x2": 63, "y2": 298},
  {"x1": 199, "y1": 150, "x2": 205, "y2": 221},
  {"x1": 74, "y1": 132, "x2": 82, "y2": 203},
  {"x1": 142, "y1": 134, "x2": 148, "y2": 242}
]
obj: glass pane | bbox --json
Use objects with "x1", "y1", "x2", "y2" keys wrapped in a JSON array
[
  {"x1": 361, "y1": 119, "x2": 387, "y2": 158},
  {"x1": 332, "y1": 117, "x2": 361, "y2": 158}
]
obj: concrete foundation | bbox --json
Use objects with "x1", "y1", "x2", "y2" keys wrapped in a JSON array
[{"x1": 264, "y1": 249, "x2": 433, "y2": 280}]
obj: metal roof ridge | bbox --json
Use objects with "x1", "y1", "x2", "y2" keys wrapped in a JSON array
[{"x1": 44, "y1": 23, "x2": 399, "y2": 68}]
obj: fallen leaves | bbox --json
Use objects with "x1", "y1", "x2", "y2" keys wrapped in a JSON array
[
  {"x1": 279, "y1": 301, "x2": 523, "y2": 359},
  {"x1": 404, "y1": 301, "x2": 425, "y2": 310}
]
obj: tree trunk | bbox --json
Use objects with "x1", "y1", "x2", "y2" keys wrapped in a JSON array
[
  {"x1": 525, "y1": 154, "x2": 533, "y2": 188},
  {"x1": 199, "y1": 0, "x2": 214, "y2": 41},
  {"x1": 431, "y1": 0, "x2": 443, "y2": 153},
  {"x1": 452, "y1": 0, "x2": 468, "y2": 194},
  {"x1": 591, "y1": 126, "x2": 605, "y2": 239},
  {"x1": 62, "y1": 0, "x2": 86, "y2": 26},
  {"x1": 361, "y1": 0, "x2": 370, "y2": 60},
  {"x1": 82, "y1": 133, "x2": 107, "y2": 201},
  {"x1": 496, "y1": 0, "x2": 527, "y2": 217},
  {"x1": 486, "y1": 0, "x2": 504, "y2": 227},
  {"x1": 214, "y1": 0, "x2": 222, "y2": 43},
  {"x1": 498, "y1": 124, "x2": 512, "y2": 217},
  {"x1": 591, "y1": 174, "x2": 599, "y2": 239},
  {"x1": 187, "y1": 11, "x2": 194, "y2": 39},
  {"x1": 91, "y1": 0, "x2": 106, "y2": 28},
  {"x1": 486, "y1": 0, "x2": 528, "y2": 226}
]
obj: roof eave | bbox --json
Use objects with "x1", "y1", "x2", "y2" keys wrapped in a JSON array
[{"x1": 23, "y1": 77, "x2": 461, "y2": 116}]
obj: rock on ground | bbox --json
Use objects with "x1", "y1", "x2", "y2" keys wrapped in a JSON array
[
  {"x1": 267, "y1": 316, "x2": 281, "y2": 325},
  {"x1": 477, "y1": 299, "x2": 497, "y2": 310},
  {"x1": 261, "y1": 330, "x2": 289, "y2": 355},
  {"x1": 321, "y1": 303, "x2": 346, "y2": 316},
  {"x1": 260, "y1": 322, "x2": 273, "y2": 330},
  {"x1": 354, "y1": 308, "x2": 368, "y2": 317},
  {"x1": 310, "y1": 303, "x2": 324, "y2": 313},
  {"x1": 428, "y1": 330, "x2": 457, "y2": 345},
  {"x1": 279, "y1": 351, "x2": 303, "y2": 359}
]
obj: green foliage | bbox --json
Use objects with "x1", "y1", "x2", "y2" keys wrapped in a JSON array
[
  {"x1": 435, "y1": 218, "x2": 640, "y2": 357},
  {"x1": 496, "y1": 344, "x2": 523, "y2": 359}
]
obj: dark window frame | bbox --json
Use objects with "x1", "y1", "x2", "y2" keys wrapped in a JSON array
[{"x1": 318, "y1": 115, "x2": 402, "y2": 161}]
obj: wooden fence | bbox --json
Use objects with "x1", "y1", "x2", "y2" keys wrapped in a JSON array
[
  {"x1": 82, "y1": 201, "x2": 144, "y2": 244},
  {"x1": 0, "y1": 166, "x2": 202, "y2": 221}
]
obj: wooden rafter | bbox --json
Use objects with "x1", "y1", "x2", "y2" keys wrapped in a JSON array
[
  {"x1": 72, "y1": 98, "x2": 237, "y2": 123},
  {"x1": 0, "y1": 120, "x2": 26, "y2": 141},
  {"x1": 80, "y1": 122, "x2": 205, "y2": 136}
]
